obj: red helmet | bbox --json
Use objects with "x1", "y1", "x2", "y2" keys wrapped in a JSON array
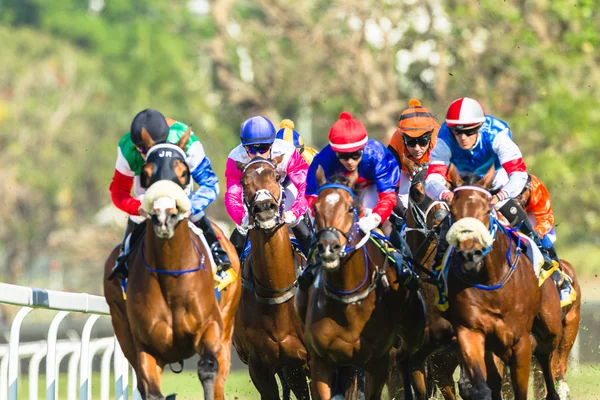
[
  {"x1": 328, "y1": 112, "x2": 368, "y2": 152},
  {"x1": 445, "y1": 97, "x2": 486, "y2": 128}
]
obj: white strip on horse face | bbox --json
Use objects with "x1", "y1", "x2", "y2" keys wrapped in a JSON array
[
  {"x1": 255, "y1": 167, "x2": 265, "y2": 175},
  {"x1": 325, "y1": 193, "x2": 340, "y2": 206}
]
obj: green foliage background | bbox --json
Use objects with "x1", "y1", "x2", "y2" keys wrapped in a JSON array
[{"x1": 0, "y1": 0, "x2": 598, "y2": 293}]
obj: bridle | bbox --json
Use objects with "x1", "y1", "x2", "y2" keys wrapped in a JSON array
[
  {"x1": 405, "y1": 164, "x2": 449, "y2": 236},
  {"x1": 314, "y1": 183, "x2": 375, "y2": 303},
  {"x1": 242, "y1": 158, "x2": 285, "y2": 229}
]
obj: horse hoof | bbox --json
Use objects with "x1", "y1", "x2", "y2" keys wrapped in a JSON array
[
  {"x1": 165, "y1": 394, "x2": 177, "y2": 400},
  {"x1": 198, "y1": 353, "x2": 219, "y2": 381}
]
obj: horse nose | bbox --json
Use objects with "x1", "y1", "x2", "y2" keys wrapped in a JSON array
[
  {"x1": 458, "y1": 248, "x2": 484, "y2": 262},
  {"x1": 253, "y1": 201, "x2": 277, "y2": 215},
  {"x1": 331, "y1": 243, "x2": 342, "y2": 252}
]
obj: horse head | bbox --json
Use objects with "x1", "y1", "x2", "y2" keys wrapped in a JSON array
[
  {"x1": 236, "y1": 155, "x2": 284, "y2": 230},
  {"x1": 139, "y1": 126, "x2": 193, "y2": 239},
  {"x1": 446, "y1": 166, "x2": 496, "y2": 276},
  {"x1": 407, "y1": 163, "x2": 450, "y2": 231},
  {"x1": 312, "y1": 166, "x2": 359, "y2": 271}
]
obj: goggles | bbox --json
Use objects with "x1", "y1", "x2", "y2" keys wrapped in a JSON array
[{"x1": 335, "y1": 149, "x2": 364, "y2": 161}]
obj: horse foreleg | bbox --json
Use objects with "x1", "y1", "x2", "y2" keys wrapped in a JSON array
[
  {"x1": 309, "y1": 356, "x2": 334, "y2": 400},
  {"x1": 282, "y1": 365, "x2": 310, "y2": 400},
  {"x1": 366, "y1": 358, "x2": 391, "y2": 400},
  {"x1": 135, "y1": 347, "x2": 165, "y2": 400},
  {"x1": 509, "y1": 334, "x2": 533, "y2": 400},
  {"x1": 196, "y1": 320, "x2": 223, "y2": 400},
  {"x1": 248, "y1": 358, "x2": 279, "y2": 400},
  {"x1": 484, "y1": 351, "x2": 504, "y2": 400},
  {"x1": 410, "y1": 366, "x2": 427, "y2": 400},
  {"x1": 456, "y1": 327, "x2": 491, "y2": 399},
  {"x1": 430, "y1": 351, "x2": 459, "y2": 400}
]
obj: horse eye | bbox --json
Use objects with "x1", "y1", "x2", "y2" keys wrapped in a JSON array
[{"x1": 347, "y1": 205, "x2": 354, "y2": 213}]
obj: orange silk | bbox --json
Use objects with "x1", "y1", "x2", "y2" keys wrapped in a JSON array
[
  {"x1": 388, "y1": 122, "x2": 440, "y2": 174},
  {"x1": 527, "y1": 174, "x2": 554, "y2": 237}
]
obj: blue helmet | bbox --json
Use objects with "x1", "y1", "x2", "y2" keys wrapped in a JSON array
[{"x1": 240, "y1": 116, "x2": 276, "y2": 146}]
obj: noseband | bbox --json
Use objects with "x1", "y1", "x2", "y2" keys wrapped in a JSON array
[
  {"x1": 242, "y1": 159, "x2": 285, "y2": 228},
  {"x1": 449, "y1": 185, "x2": 522, "y2": 290},
  {"x1": 314, "y1": 184, "x2": 370, "y2": 257}
]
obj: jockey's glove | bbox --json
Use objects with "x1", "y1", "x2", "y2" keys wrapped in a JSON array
[
  {"x1": 237, "y1": 214, "x2": 251, "y2": 235},
  {"x1": 283, "y1": 210, "x2": 299, "y2": 225},
  {"x1": 358, "y1": 212, "x2": 382, "y2": 234}
]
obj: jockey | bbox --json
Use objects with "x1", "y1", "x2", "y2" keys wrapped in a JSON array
[
  {"x1": 388, "y1": 99, "x2": 440, "y2": 222},
  {"x1": 224, "y1": 116, "x2": 312, "y2": 257},
  {"x1": 516, "y1": 174, "x2": 573, "y2": 297},
  {"x1": 108, "y1": 109, "x2": 230, "y2": 280},
  {"x1": 276, "y1": 119, "x2": 319, "y2": 165},
  {"x1": 300, "y1": 112, "x2": 414, "y2": 288},
  {"x1": 424, "y1": 97, "x2": 556, "y2": 271}
]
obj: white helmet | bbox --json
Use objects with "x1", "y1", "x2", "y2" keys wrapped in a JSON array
[{"x1": 445, "y1": 97, "x2": 486, "y2": 128}]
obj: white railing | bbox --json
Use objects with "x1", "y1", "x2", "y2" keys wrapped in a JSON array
[{"x1": 0, "y1": 282, "x2": 141, "y2": 400}]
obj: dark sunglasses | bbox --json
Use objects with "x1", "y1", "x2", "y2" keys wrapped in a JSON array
[
  {"x1": 450, "y1": 126, "x2": 480, "y2": 137},
  {"x1": 403, "y1": 134, "x2": 431, "y2": 148},
  {"x1": 336, "y1": 150, "x2": 363, "y2": 161},
  {"x1": 245, "y1": 144, "x2": 272, "y2": 155}
]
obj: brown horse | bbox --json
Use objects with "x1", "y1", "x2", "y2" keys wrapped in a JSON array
[
  {"x1": 501, "y1": 258, "x2": 581, "y2": 400},
  {"x1": 104, "y1": 131, "x2": 241, "y2": 400},
  {"x1": 232, "y1": 157, "x2": 310, "y2": 400},
  {"x1": 514, "y1": 179, "x2": 582, "y2": 399},
  {"x1": 298, "y1": 168, "x2": 425, "y2": 400},
  {"x1": 446, "y1": 169, "x2": 563, "y2": 400},
  {"x1": 390, "y1": 164, "x2": 459, "y2": 400}
]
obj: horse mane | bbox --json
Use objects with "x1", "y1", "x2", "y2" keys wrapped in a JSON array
[{"x1": 458, "y1": 172, "x2": 482, "y2": 186}]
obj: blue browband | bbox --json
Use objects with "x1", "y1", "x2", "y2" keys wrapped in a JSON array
[{"x1": 317, "y1": 183, "x2": 355, "y2": 198}]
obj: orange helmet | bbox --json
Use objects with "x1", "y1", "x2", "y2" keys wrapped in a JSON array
[{"x1": 397, "y1": 99, "x2": 437, "y2": 138}]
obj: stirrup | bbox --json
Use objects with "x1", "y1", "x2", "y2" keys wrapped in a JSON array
[
  {"x1": 559, "y1": 281, "x2": 577, "y2": 308},
  {"x1": 210, "y1": 243, "x2": 232, "y2": 271}
]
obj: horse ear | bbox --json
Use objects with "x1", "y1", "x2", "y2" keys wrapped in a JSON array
[
  {"x1": 448, "y1": 163, "x2": 462, "y2": 188},
  {"x1": 272, "y1": 155, "x2": 284, "y2": 166},
  {"x1": 316, "y1": 165, "x2": 327, "y2": 187},
  {"x1": 141, "y1": 127, "x2": 155, "y2": 151},
  {"x1": 346, "y1": 169, "x2": 359, "y2": 189},
  {"x1": 235, "y1": 161, "x2": 246, "y2": 171},
  {"x1": 477, "y1": 165, "x2": 496, "y2": 189},
  {"x1": 177, "y1": 125, "x2": 192, "y2": 152}
]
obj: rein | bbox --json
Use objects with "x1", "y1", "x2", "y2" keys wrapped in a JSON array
[
  {"x1": 450, "y1": 209, "x2": 523, "y2": 291},
  {"x1": 242, "y1": 159, "x2": 286, "y2": 230},
  {"x1": 315, "y1": 183, "x2": 376, "y2": 303},
  {"x1": 141, "y1": 232, "x2": 206, "y2": 275}
]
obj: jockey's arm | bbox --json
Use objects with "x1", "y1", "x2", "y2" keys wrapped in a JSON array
[
  {"x1": 528, "y1": 176, "x2": 555, "y2": 237},
  {"x1": 188, "y1": 157, "x2": 220, "y2": 222},
  {"x1": 372, "y1": 145, "x2": 400, "y2": 222},
  {"x1": 110, "y1": 143, "x2": 143, "y2": 216},
  {"x1": 285, "y1": 150, "x2": 310, "y2": 219},
  {"x1": 491, "y1": 129, "x2": 528, "y2": 202},
  {"x1": 109, "y1": 170, "x2": 142, "y2": 216},
  {"x1": 224, "y1": 157, "x2": 246, "y2": 226},
  {"x1": 424, "y1": 139, "x2": 452, "y2": 201}
]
